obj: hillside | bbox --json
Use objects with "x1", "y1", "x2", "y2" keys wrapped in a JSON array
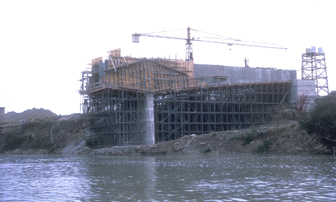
[{"x1": 0, "y1": 108, "x2": 57, "y2": 123}]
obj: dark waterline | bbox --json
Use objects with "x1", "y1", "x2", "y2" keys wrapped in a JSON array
[{"x1": 1, "y1": 154, "x2": 336, "y2": 201}]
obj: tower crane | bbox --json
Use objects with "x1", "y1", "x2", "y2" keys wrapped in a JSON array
[{"x1": 132, "y1": 27, "x2": 287, "y2": 62}]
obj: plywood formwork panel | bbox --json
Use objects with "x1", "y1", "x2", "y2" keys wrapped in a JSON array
[{"x1": 102, "y1": 60, "x2": 189, "y2": 93}]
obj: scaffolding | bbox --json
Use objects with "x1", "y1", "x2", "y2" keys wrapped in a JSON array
[
  {"x1": 86, "y1": 89, "x2": 146, "y2": 146},
  {"x1": 302, "y1": 49, "x2": 329, "y2": 96},
  {"x1": 80, "y1": 49, "x2": 292, "y2": 147},
  {"x1": 154, "y1": 81, "x2": 291, "y2": 142}
]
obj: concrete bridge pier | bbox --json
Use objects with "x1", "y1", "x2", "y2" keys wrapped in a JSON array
[{"x1": 142, "y1": 93, "x2": 155, "y2": 145}]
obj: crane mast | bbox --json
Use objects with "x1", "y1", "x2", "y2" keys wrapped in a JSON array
[
  {"x1": 132, "y1": 27, "x2": 286, "y2": 62},
  {"x1": 186, "y1": 27, "x2": 193, "y2": 61}
]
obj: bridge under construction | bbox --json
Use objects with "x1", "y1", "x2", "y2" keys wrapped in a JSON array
[{"x1": 80, "y1": 49, "x2": 314, "y2": 147}]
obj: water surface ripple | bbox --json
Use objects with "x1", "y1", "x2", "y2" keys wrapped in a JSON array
[{"x1": 1, "y1": 154, "x2": 336, "y2": 201}]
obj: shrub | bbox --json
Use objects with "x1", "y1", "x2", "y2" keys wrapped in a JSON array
[
  {"x1": 53, "y1": 119, "x2": 84, "y2": 134},
  {"x1": 256, "y1": 140, "x2": 272, "y2": 153},
  {"x1": 1, "y1": 132, "x2": 25, "y2": 151},
  {"x1": 85, "y1": 137, "x2": 96, "y2": 147},
  {"x1": 241, "y1": 133, "x2": 255, "y2": 146},
  {"x1": 0, "y1": 119, "x2": 57, "y2": 152},
  {"x1": 85, "y1": 135, "x2": 107, "y2": 148},
  {"x1": 299, "y1": 92, "x2": 336, "y2": 145},
  {"x1": 203, "y1": 148, "x2": 212, "y2": 153},
  {"x1": 230, "y1": 131, "x2": 267, "y2": 146}
]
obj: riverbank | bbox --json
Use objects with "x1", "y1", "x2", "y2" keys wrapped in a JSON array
[
  {"x1": 0, "y1": 108, "x2": 330, "y2": 155},
  {"x1": 83, "y1": 119, "x2": 329, "y2": 155}
]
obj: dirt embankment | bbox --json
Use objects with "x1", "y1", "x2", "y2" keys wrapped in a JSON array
[
  {"x1": 0, "y1": 108, "x2": 331, "y2": 155},
  {"x1": 134, "y1": 120, "x2": 328, "y2": 155},
  {"x1": 0, "y1": 109, "x2": 90, "y2": 154}
]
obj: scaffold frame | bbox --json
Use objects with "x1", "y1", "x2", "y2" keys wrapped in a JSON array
[{"x1": 302, "y1": 51, "x2": 329, "y2": 96}]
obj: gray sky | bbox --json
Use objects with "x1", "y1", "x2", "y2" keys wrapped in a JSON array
[{"x1": 0, "y1": 0, "x2": 335, "y2": 115}]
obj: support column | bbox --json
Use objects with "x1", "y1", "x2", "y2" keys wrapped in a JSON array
[{"x1": 142, "y1": 93, "x2": 155, "y2": 145}]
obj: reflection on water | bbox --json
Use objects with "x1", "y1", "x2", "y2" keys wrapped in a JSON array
[{"x1": 1, "y1": 154, "x2": 336, "y2": 201}]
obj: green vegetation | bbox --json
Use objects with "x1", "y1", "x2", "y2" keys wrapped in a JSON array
[
  {"x1": 203, "y1": 147, "x2": 212, "y2": 153},
  {"x1": 53, "y1": 119, "x2": 84, "y2": 134},
  {"x1": 1, "y1": 132, "x2": 25, "y2": 151},
  {"x1": 0, "y1": 119, "x2": 54, "y2": 152},
  {"x1": 256, "y1": 140, "x2": 272, "y2": 153},
  {"x1": 299, "y1": 92, "x2": 336, "y2": 146},
  {"x1": 0, "y1": 117, "x2": 85, "y2": 153},
  {"x1": 85, "y1": 135, "x2": 112, "y2": 148},
  {"x1": 230, "y1": 129, "x2": 267, "y2": 146},
  {"x1": 85, "y1": 136, "x2": 100, "y2": 147},
  {"x1": 229, "y1": 127, "x2": 285, "y2": 152}
]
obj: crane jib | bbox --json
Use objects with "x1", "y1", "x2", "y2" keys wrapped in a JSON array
[{"x1": 132, "y1": 33, "x2": 286, "y2": 50}]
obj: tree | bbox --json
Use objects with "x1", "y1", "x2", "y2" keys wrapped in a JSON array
[{"x1": 299, "y1": 91, "x2": 336, "y2": 145}]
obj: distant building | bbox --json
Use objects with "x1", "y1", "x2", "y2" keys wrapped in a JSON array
[{"x1": 0, "y1": 107, "x2": 5, "y2": 115}]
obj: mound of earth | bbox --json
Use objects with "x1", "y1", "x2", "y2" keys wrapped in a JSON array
[
  {"x1": 133, "y1": 120, "x2": 329, "y2": 155},
  {"x1": 0, "y1": 108, "x2": 57, "y2": 123}
]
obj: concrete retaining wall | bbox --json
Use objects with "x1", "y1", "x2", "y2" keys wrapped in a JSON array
[
  {"x1": 290, "y1": 79, "x2": 316, "y2": 109},
  {"x1": 194, "y1": 64, "x2": 296, "y2": 84},
  {"x1": 194, "y1": 64, "x2": 316, "y2": 109}
]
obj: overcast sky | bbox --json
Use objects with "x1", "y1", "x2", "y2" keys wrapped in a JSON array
[{"x1": 0, "y1": 0, "x2": 335, "y2": 115}]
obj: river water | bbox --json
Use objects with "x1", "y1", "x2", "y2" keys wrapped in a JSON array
[{"x1": 1, "y1": 154, "x2": 336, "y2": 201}]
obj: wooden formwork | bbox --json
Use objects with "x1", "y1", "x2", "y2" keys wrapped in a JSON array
[
  {"x1": 104, "y1": 60, "x2": 189, "y2": 92},
  {"x1": 82, "y1": 49, "x2": 197, "y2": 95}
]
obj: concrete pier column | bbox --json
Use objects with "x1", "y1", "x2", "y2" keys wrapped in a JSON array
[{"x1": 142, "y1": 93, "x2": 155, "y2": 145}]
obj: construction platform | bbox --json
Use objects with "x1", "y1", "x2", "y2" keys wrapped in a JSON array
[{"x1": 80, "y1": 49, "x2": 313, "y2": 147}]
